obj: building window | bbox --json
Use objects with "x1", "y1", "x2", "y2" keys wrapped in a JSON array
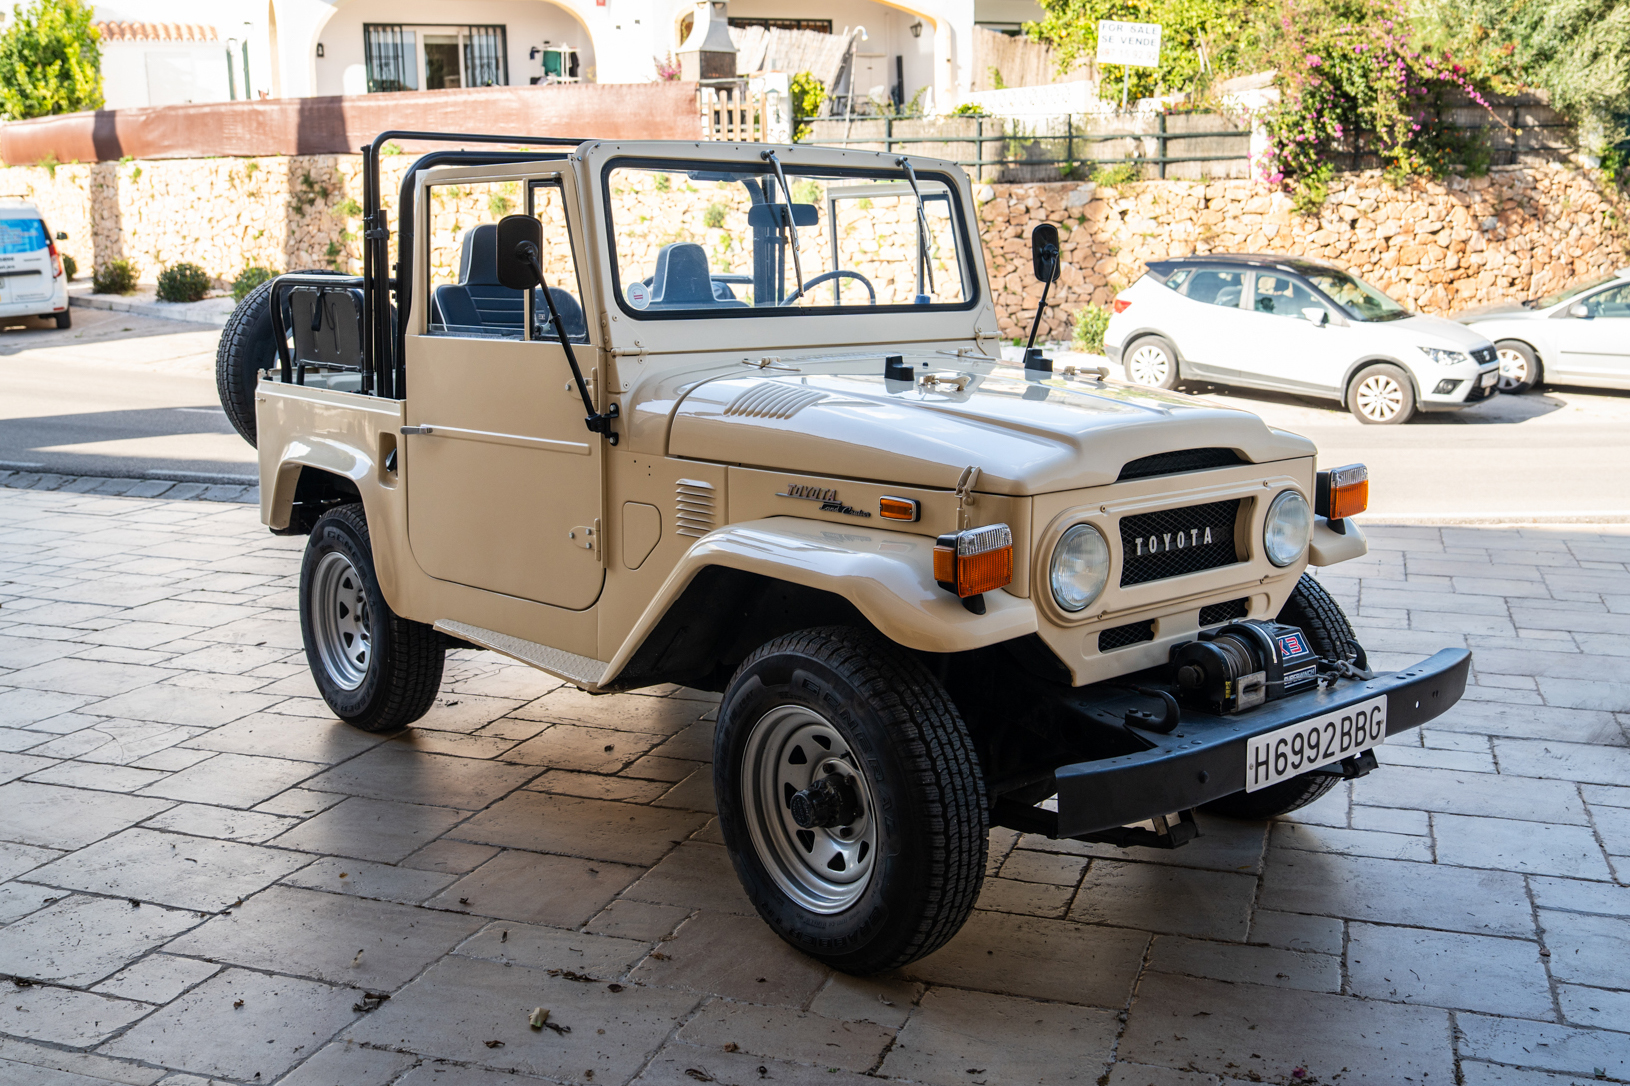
[
  {"x1": 364, "y1": 23, "x2": 508, "y2": 92},
  {"x1": 727, "y1": 17, "x2": 832, "y2": 33}
]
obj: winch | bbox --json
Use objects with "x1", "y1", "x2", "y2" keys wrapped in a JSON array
[{"x1": 1169, "y1": 620, "x2": 1320, "y2": 713}]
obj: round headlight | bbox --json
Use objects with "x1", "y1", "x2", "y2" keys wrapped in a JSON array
[
  {"x1": 1263, "y1": 489, "x2": 1312, "y2": 567},
  {"x1": 1050, "y1": 524, "x2": 1111, "y2": 612}
]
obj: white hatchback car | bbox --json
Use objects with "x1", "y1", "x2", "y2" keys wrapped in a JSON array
[
  {"x1": 1104, "y1": 254, "x2": 1499, "y2": 424},
  {"x1": 1454, "y1": 267, "x2": 1630, "y2": 394},
  {"x1": 0, "y1": 201, "x2": 71, "y2": 330}
]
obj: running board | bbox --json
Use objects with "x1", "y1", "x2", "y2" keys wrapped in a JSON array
[{"x1": 434, "y1": 620, "x2": 608, "y2": 689}]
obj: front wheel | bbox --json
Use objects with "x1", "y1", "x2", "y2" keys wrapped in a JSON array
[
  {"x1": 300, "y1": 504, "x2": 444, "y2": 733},
  {"x1": 1348, "y1": 363, "x2": 1415, "y2": 424},
  {"x1": 714, "y1": 627, "x2": 987, "y2": 974},
  {"x1": 1495, "y1": 340, "x2": 1540, "y2": 394},
  {"x1": 1124, "y1": 335, "x2": 1181, "y2": 389}
]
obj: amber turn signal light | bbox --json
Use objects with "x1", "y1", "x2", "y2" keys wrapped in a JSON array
[
  {"x1": 934, "y1": 523, "x2": 1014, "y2": 598},
  {"x1": 879, "y1": 496, "x2": 920, "y2": 522},
  {"x1": 1316, "y1": 463, "x2": 1369, "y2": 521}
]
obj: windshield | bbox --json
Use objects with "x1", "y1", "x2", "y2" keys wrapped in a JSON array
[
  {"x1": 603, "y1": 160, "x2": 972, "y2": 318},
  {"x1": 1304, "y1": 267, "x2": 1411, "y2": 322},
  {"x1": 1530, "y1": 274, "x2": 1619, "y2": 310}
]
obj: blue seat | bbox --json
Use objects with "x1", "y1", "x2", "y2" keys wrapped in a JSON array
[
  {"x1": 649, "y1": 242, "x2": 745, "y2": 308},
  {"x1": 432, "y1": 222, "x2": 587, "y2": 338}
]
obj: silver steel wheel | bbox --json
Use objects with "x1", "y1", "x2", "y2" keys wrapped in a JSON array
[
  {"x1": 741, "y1": 705, "x2": 878, "y2": 914},
  {"x1": 1496, "y1": 346, "x2": 1531, "y2": 391},
  {"x1": 309, "y1": 551, "x2": 372, "y2": 691},
  {"x1": 1126, "y1": 342, "x2": 1173, "y2": 386},
  {"x1": 1355, "y1": 372, "x2": 1404, "y2": 422}
]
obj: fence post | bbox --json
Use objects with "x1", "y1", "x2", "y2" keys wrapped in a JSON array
[
  {"x1": 1158, "y1": 113, "x2": 1167, "y2": 180},
  {"x1": 1066, "y1": 115, "x2": 1073, "y2": 179},
  {"x1": 976, "y1": 117, "x2": 984, "y2": 182}
]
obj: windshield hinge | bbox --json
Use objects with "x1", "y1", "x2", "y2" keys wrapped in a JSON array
[{"x1": 954, "y1": 465, "x2": 982, "y2": 529}]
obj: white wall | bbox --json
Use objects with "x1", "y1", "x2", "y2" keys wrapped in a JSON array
[
  {"x1": 96, "y1": 0, "x2": 280, "y2": 100},
  {"x1": 725, "y1": 0, "x2": 937, "y2": 107}
]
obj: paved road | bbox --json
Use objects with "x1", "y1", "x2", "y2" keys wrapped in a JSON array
[
  {"x1": 2, "y1": 311, "x2": 1627, "y2": 515},
  {"x1": 0, "y1": 308, "x2": 253, "y2": 484}
]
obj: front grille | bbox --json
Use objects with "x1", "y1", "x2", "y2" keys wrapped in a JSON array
[
  {"x1": 1471, "y1": 345, "x2": 1497, "y2": 365},
  {"x1": 1463, "y1": 377, "x2": 1495, "y2": 403},
  {"x1": 1199, "y1": 597, "x2": 1249, "y2": 625},
  {"x1": 1117, "y1": 447, "x2": 1246, "y2": 481},
  {"x1": 1098, "y1": 620, "x2": 1155, "y2": 651},
  {"x1": 1119, "y1": 499, "x2": 1243, "y2": 586}
]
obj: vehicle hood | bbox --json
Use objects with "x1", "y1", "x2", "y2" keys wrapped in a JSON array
[
  {"x1": 1454, "y1": 302, "x2": 1533, "y2": 322},
  {"x1": 665, "y1": 356, "x2": 1315, "y2": 495},
  {"x1": 1380, "y1": 313, "x2": 1495, "y2": 351}
]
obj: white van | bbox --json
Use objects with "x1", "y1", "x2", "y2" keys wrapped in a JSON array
[{"x1": 0, "y1": 202, "x2": 71, "y2": 329}]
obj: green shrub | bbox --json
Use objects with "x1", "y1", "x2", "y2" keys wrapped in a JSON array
[
  {"x1": 60, "y1": 253, "x2": 75, "y2": 280},
  {"x1": 790, "y1": 71, "x2": 827, "y2": 141},
  {"x1": 0, "y1": 0, "x2": 103, "y2": 120},
  {"x1": 653, "y1": 172, "x2": 671, "y2": 192},
  {"x1": 950, "y1": 102, "x2": 989, "y2": 117},
  {"x1": 1071, "y1": 303, "x2": 1111, "y2": 354},
  {"x1": 231, "y1": 265, "x2": 274, "y2": 303},
  {"x1": 702, "y1": 202, "x2": 727, "y2": 229},
  {"x1": 1291, "y1": 162, "x2": 1334, "y2": 216},
  {"x1": 1091, "y1": 160, "x2": 1138, "y2": 186},
  {"x1": 156, "y1": 262, "x2": 209, "y2": 303},
  {"x1": 92, "y1": 258, "x2": 136, "y2": 295}
]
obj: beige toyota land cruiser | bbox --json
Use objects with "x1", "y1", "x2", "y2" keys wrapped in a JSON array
[{"x1": 217, "y1": 130, "x2": 1471, "y2": 975}]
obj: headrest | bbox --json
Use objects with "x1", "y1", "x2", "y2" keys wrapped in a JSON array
[
  {"x1": 459, "y1": 224, "x2": 502, "y2": 287},
  {"x1": 651, "y1": 242, "x2": 714, "y2": 305}
]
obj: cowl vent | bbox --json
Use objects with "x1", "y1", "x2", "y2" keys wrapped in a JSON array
[
  {"x1": 676, "y1": 479, "x2": 716, "y2": 538},
  {"x1": 723, "y1": 383, "x2": 828, "y2": 420},
  {"x1": 1117, "y1": 447, "x2": 1246, "y2": 481}
]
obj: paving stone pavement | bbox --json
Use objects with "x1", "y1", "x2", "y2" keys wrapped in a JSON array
[{"x1": 0, "y1": 486, "x2": 1626, "y2": 1086}]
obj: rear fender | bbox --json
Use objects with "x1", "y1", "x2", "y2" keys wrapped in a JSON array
[{"x1": 602, "y1": 517, "x2": 1039, "y2": 683}]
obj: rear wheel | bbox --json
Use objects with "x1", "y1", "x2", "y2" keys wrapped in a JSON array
[
  {"x1": 1201, "y1": 575, "x2": 1365, "y2": 819},
  {"x1": 1495, "y1": 340, "x2": 1540, "y2": 394},
  {"x1": 300, "y1": 504, "x2": 443, "y2": 733},
  {"x1": 714, "y1": 626, "x2": 987, "y2": 974},
  {"x1": 53, "y1": 311, "x2": 71, "y2": 330},
  {"x1": 217, "y1": 269, "x2": 341, "y2": 446},
  {"x1": 1124, "y1": 335, "x2": 1181, "y2": 390},
  {"x1": 1348, "y1": 363, "x2": 1415, "y2": 424}
]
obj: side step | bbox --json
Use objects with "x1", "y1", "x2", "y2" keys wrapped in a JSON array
[{"x1": 434, "y1": 619, "x2": 609, "y2": 689}]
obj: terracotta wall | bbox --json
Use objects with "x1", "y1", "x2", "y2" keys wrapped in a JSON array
[{"x1": 981, "y1": 164, "x2": 1630, "y2": 342}]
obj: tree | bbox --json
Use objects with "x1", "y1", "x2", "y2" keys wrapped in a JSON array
[
  {"x1": 1025, "y1": 0, "x2": 1260, "y2": 103},
  {"x1": 0, "y1": 0, "x2": 103, "y2": 121}
]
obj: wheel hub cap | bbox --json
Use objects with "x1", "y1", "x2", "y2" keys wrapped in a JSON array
[
  {"x1": 310, "y1": 551, "x2": 371, "y2": 690},
  {"x1": 741, "y1": 706, "x2": 878, "y2": 914}
]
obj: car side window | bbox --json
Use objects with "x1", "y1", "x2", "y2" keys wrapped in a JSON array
[
  {"x1": 1181, "y1": 269, "x2": 1246, "y2": 308},
  {"x1": 426, "y1": 179, "x2": 526, "y2": 341},
  {"x1": 527, "y1": 181, "x2": 589, "y2": 344},
  {"x1": 1252, "y1": 273, "x2": 1324, "y2": 320},
  {"x1": 1583, "y1": 283, "x2": 1630, "y2": 318}
]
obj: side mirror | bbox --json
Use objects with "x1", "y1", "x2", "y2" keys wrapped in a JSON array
[
  {"x1": 1568, "y1": 303, "x2": 1591, "y2": 319},
  {"x1": 495, "y1": 214, "x2": 543, "y2": 291},
  {"x1": 1031, "y1": 223, "x2": 1060, "y2": 282},
  {"x1": 1302, "y1": 306, "x2": 1331, "y2": 326},
  {"x1": 54, "y1": 231, "x2": 67, "y2": 241}
]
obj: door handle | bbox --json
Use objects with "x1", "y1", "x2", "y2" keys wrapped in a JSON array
[{"x1": 400, "y1": 426, "x2": 434, "y2": 436}]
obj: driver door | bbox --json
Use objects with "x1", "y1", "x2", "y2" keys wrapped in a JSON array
[
  {"x1": 1557, "y1": 282, "x2": 1630, "y2": 388},
  {"x1": 404, "y1": 167, "x2": 605, "y2": 610}
]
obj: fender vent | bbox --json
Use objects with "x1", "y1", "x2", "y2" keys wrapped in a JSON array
[
  {"x1": 724, "y1": 383, "x2": 827, "y2": 419},
  {"x1": 676, "y1": 479, "x2": 716, "y2": 538},
  {"x1": 1117, "y1": 448, "x2": 1246, "y2": 481},
  {"x1": 1098, "y1": 620, "x2": 1155, "y2": 651},
  {"x1": 1199, "y1": 597, "x2": 1249, "y2": 626}
]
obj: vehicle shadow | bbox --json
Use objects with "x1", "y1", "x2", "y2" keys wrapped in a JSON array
[{"x1": 1173, "y1": 381, "x2": 1570, "y2": 425}]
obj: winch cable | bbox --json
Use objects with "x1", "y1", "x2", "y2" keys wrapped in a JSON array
[
  {"x1": 895, "y1": 157, "x2": 937, "y2": 298},
  {"x1": 760, "y1": 150, "x2": 804, "y2": 303}
]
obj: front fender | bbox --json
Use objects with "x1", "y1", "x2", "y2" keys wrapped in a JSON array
[{"x1": 601, "y1": 517, "x2": 1039, "y2": 682}]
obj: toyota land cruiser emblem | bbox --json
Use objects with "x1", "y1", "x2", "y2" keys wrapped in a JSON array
[
  {"x1": 777, "y1": 482, "x2": 872, "y2": 518},
  {"x1": 1135, "y1": 527, "x2": 1215, "y2": 556}
]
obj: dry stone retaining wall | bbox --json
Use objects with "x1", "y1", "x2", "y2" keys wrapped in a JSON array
[{"x1": 0, "y1": 155, "x2": 1623, "y2": 341}]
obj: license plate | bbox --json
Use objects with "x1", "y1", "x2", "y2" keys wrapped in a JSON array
[
  {"x1": 1245, "y1": 695, "x2": 1387, "y2": 791},
  {"x1": 1480, "y1": 371, "x2": 1498, "y2": 388}
]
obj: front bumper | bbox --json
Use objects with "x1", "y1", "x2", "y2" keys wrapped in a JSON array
[
  {"x1": 1420, "y1": 363, "x2": 1500, "y2": 409},
  {"x1": 1005, "y1": 648, "x2": 1471, "y2": 838}
]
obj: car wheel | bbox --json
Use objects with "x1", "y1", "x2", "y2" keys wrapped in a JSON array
[
  {"x1": 714, "y1": 626, "x2": 987, "y2": 974},
  {"x1": 301, "y1": 503, "x2": 444, "y2": 733},
  {"x1": 1495, "y1": 340, "x2": 1540, "y2": 394},
  {"x1": 53, "y1": 311, "x2": 71, "y2": 330},
  {"x1": 1348, "y1": 363, "x2": 1415, "y2": 425},
  {"x1": 1201, "y1": 574, "x2": 1364, "y2": 819},
  {"x1": 217, "y1": 269, "x2": 343, "y2": 447},
  {"x1": 1124, "y1": 336, "x2": 1181, "y2": 389}
]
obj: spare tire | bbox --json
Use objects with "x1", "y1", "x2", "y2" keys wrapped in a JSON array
[{"x1": 216, "y1": 270, "x2": 343, "y2": 447}]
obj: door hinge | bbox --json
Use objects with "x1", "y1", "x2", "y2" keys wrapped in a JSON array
[{"x1": 568, "y1": 518, "x2": 602, "y2": 559}]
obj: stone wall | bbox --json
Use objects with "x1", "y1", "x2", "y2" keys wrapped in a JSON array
[
  {"x1": 2, "y1": 154, "x2": 1624, "y2": 342},
  {"x1": 981, "y1": 164, "x2": 1630, "y2": 343}
]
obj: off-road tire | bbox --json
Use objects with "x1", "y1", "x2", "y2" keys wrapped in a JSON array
[
  {"x1": 714, "y1": 626, "x2": 988, "y2": 974},
  {"x1": 53, "y1": 310, "x2": 71, "y2": 330},
  {"x1": 300, "y1": 504, "x2": 443, "y2": 733},
  {"x1": 1348, "y1": 362, "x2": 1415, "y2": 424},
  {"x1": 1201, "y1": 574, "x2": 1365, "y2": 820},
  {"x1": 216, "y1": 270, "x2": 340, "y2": 447},
  {"x1": 1124, "y1": 335, "x2": 1181, "y2": 390},
  {"x1": 1495, "y1": 340, "x2": 1541, "y2": 394}
]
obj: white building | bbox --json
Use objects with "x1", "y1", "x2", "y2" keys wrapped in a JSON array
[{"x1": 96, "y1": 0, "x2": 1041, "y2": 110}]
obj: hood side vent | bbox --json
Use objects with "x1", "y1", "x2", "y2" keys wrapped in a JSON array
[
  {"x1": 1118, "y1": 447, "x2": 1246, "y2": 481},
  {"x1": 723, "y1": 383, "x2": 828, "y2": 420},
  {"x1": 676, "y1": 479, "x2": 716, "y2": 538}
]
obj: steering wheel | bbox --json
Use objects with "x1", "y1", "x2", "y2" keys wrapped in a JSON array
[{"x1": 782, "y1": 270, "x2": 877, "y2": 306}]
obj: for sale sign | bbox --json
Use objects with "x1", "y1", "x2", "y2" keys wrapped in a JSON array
[{"x1": 1096, "y1": 21, "x2": 1162, "y2": 67}]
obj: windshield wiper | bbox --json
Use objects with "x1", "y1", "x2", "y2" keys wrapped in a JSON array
[
  {"x1": 896, "y1": 157, "x2": 936, "y2": 300},
  {"x1": 760, "y1": 150, "x2": 804, "y2": 303}
]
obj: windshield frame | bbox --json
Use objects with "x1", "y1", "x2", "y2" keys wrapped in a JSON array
[
  {"x1": 598, "y1": 155, "x2": 981, "y2": 322},
  {"x1": 1301, "y1": 266, "x2": 1412, "y2": 323}
]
